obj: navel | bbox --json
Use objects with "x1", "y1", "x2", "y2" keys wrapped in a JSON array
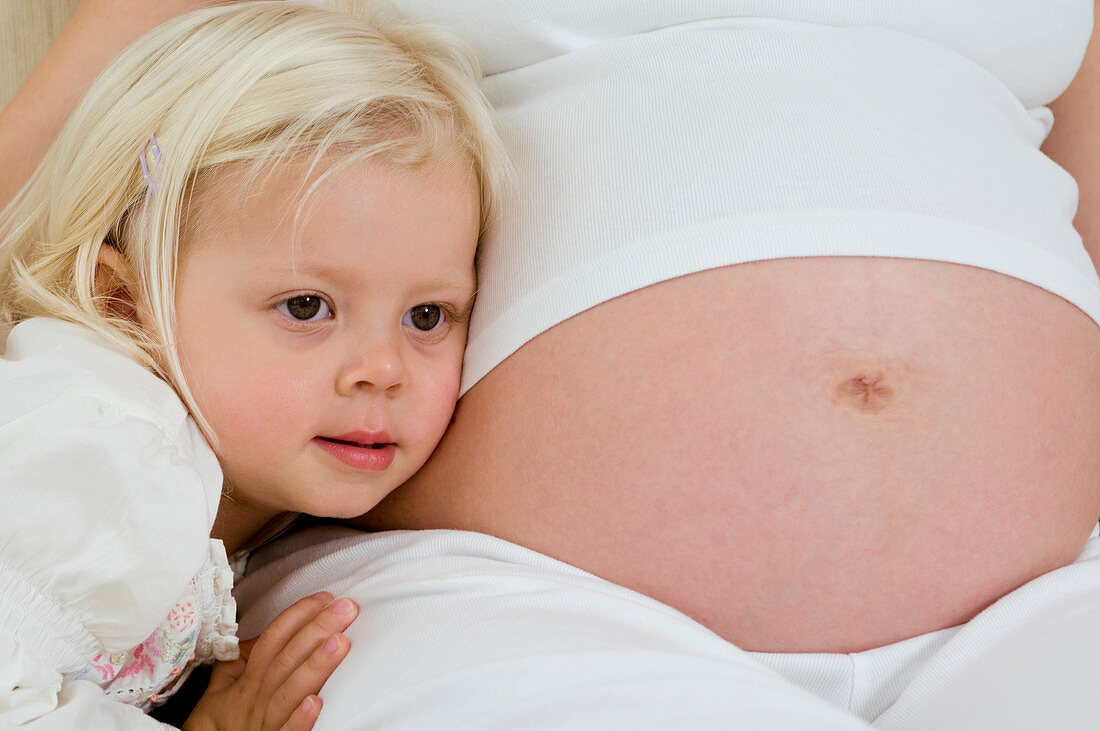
[{"x1": 834, "y1": 371, "x2": 894, "y2": 413}]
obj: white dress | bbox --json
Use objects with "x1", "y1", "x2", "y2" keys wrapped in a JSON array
[{"x1": 0, "y1": 318, "x2": 237, "y2": 728}]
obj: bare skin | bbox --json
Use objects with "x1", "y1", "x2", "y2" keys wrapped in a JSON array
[
  {"x1": 361, "y1": 4, "x2": 1100, "y2": 653},
  {"x1": 4, "y1": 0, "x2": 1100, "y2": 657},
  {"x1": 364, "y1": 255, "x2": 1100, "y2": 652},
  {"x1": 185, "y1": 592, "x2": 359, "y2": 731}
]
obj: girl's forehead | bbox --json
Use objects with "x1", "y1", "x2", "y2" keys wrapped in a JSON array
[
  {"x1": 177, "y1": 156, "x2": 480, "y2": 280},
  {"x1": 182, "y1": 154, "x2": 477, "y2": 237}
]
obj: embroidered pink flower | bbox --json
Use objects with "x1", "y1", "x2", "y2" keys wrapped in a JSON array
[
  {"x1": 89, "y1": 653, "x2": 116, "y2": 682},
  {"x1": 117, "y1": 633, "x2": 163, "y2": 679}
]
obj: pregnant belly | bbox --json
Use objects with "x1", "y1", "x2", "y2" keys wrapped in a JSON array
[{"x1": 364, "y1": 257, "x2": 1100, "y2": 653}]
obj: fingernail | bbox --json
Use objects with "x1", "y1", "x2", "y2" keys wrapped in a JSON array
[
  {"x1": 332, "y1": 598, "x2": 354, "y2": 615},
  {"x1": 324, "y1": 635, "x2": 341, "y2": 653},
  {"x1": 301, "y1": 697, "x2": 313, "y2": 713},
  {"x1": 312, "y1": 591, "x2": 332, "y2": 601}
]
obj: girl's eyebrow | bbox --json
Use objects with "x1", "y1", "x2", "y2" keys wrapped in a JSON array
[
  {"x1": 265, "y1": 263, "x2": 475, "y2": 293},
  {"x1": 417, "y1": 277, "x2": 477, "y2": 293}
]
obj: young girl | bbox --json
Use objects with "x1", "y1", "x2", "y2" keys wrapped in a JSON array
[{"x1": 0, "y1": 1, "x2": 506, "y2": 728}]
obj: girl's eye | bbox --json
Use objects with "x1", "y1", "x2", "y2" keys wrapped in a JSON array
[
  {"x1": 403, "y1": 304, "x2": 444, "y2": 332},
  {"x1": 276, "y1": 295, "x2": 332, "y2": 323}
]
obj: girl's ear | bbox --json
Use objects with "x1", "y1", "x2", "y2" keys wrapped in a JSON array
[{"x1": 94, "y1": 243, "x2": 143, "y2": 324}]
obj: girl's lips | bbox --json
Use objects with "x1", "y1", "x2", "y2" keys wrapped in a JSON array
[
  {"x1": 314, "y1": 437, "x2": 395, "y2": 471},
  {"x1": 329, "y1": 430, "x2": 391, "y2": 446}
]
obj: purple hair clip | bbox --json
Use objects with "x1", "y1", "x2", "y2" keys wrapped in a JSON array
[{"x1": 139, "y1": 135, "x2": 163, "y2": 195}]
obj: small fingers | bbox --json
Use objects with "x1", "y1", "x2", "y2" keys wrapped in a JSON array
[
  {"x1": 264, "y1": 632, "x2": 350, "y2": 729},
  {"x1": 254, "y1": 598, "x2": 358, "y2": 728},
  {"x1": 279, "y1": 694, "x2": 323, "y2": 731},
  {"x1": 243, "y1": 592, "x2": 334, "y2": 685},
  {"x1": 258, "y1": 598, "x2": 358, "y2": 693}
]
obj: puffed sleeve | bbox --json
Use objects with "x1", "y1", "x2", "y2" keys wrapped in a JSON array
[{"x1": 0, "y1": 389, "x2": 223, "y2": 725}]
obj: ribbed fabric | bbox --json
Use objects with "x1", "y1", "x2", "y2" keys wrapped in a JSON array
[
  {"x1": 238, "y1": 527, "x2": 874, "y2": 730},
  {"x1": 748, "y1": 626, "x2": 958, "y2": 722},
  {"x1": 422, "y1": 2, "x2": 1097, "y2": 392},
  {"x1": 392, "y1": 0, "x2": 1091, "y2": 104},
  {"x1": 237, "y1": 525, "x2": 1100, "y2": 729}
]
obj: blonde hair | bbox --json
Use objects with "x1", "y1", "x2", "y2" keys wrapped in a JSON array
[{"x1": 0, "y1": 0, "x2": 507, "y2": 438}]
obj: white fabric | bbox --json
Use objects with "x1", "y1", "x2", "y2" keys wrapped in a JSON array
[
  {"x1": 236, "y1": 525, "x2": 1100, "y2": 730},
  {"x1": 747, "y1": 526, "x2": 1100, "y2": 727},
  {"x1": 2, "y1": 681, "x2": 172, "y2": 731},
  {"x1": 62, "y1": 540, "x2": 239, "y2": 713},
  {"x1": 237, "y1": 526, "x2": 872, "y2": 730},
  {"x1": 377, "y1": 0, "x2": 1099, "y2": 392},
  {"x1": 390, "y1": 0, "x2": 1091, "y2": 103},
  {"x1": 873, "y1": 529, "x2": 1100, "y2": 730},
  {"x1": 0, "y1": 318, "x2": 229, "y2": 727}
]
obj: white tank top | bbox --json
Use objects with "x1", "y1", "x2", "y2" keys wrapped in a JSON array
[{"x1": 394, "y1": 1, "x2": 1097, "y2": 392}]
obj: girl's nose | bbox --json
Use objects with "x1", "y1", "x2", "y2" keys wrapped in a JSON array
[{"x1": 335, "y1": 336, "x2": 406, "y2": 396}]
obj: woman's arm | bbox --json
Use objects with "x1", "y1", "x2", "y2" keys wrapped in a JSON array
[
  {"x1": 1043, "y1": 0, "x2": 1100, "y2": 271},
  {"x1": 0, "y1": 0, "x2": 226, "y2": 209}
]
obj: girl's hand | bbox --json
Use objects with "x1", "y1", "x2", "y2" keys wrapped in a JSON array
[{"x1": 183, "y1": 591, "x2": 358, "y2": 731}]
